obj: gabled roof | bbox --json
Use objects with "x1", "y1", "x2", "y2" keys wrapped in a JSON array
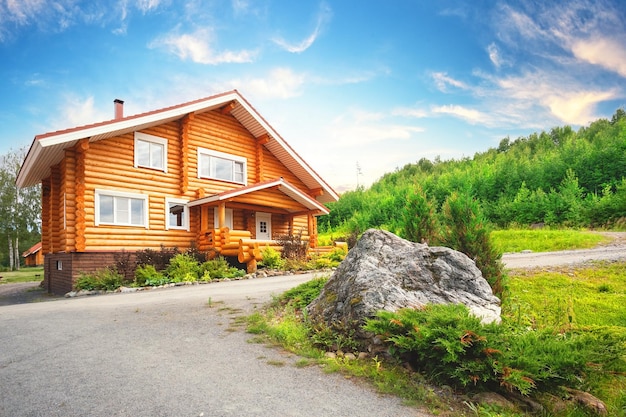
[
  {"x1": 16, "y1": 90, "x2": 338, "y2": 204},
  {"x1": 22, "y1": 241, "x2": 42, "y2": 258},
  {"x1": 188, "y1": 178, "x2": 330, "y2": 215}
]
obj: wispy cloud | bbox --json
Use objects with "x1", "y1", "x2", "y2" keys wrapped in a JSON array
[
  {"x1": 49, "y1": 94, "x2": 110, "y2": 131},
  {"x1": 431, "y1": 72, "x2": 469, "y2": 92},
  {"x1": 327, "y1": 108, "x2": 425, "y2": 147},
  {"x1": 487, "y1": 43, "x2": 507, "y2": 69},
  {"x1": 150, "y1": 27, "x2": 256, "y2": 64},
  {"x1": 0, "y1": 0, "x2": 165, "y2": 40},
  {"x1": 430, "y1": 1, "x2": 625, "y2": 130},
  {"x1": 272, "y1": 2, "x2": 332, "y2": 53},
  {"x1": 432, "y1": 105, "x2": 493, "y2": 126},
  {"x1": 227, "y1": 67, "x2": 307, "y2": 99}
]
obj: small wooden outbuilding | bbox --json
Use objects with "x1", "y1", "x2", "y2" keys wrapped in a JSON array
[{"x1": 22, "y1": 242, "x2": 43, "y2": 266}]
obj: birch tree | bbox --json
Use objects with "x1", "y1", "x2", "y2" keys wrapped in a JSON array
[{"x1": 0, "y1": 148, "x2": 41, "y2": 270}]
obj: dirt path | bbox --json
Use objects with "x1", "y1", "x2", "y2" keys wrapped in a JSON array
[{"x1": 502, "y1": 231, "x2": 626, "y2": 269}]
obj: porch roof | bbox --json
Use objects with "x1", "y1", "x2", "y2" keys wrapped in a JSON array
[{"x1": 188, "y1": 178, "x2": 330, "y2": 215}]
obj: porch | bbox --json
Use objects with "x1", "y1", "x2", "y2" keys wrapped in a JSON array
[{"x1": 189, "y1": 178, "x2": 331, "y2": 272}]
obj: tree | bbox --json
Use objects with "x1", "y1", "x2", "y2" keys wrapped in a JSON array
[
  {"x1": 440, "y1": 191, "x2": 505, "y2": 298},
  {"x1": 0, "y1": 148, "x2": 41, "y2": 270},
  {"x1": 399, "y1": 184, "x2": 439, "y2": 244}
]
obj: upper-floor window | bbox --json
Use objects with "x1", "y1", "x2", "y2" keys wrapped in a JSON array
[
  {"x1": 135, "y1": 132, "x2": 168, "y2": 172},
  {"x1": 166, "y1": 198, "x2": 189, "y2": 231},
  {"x1": 95, "y1": 189, "x2": 149, "y2": 228},
  {"x1": 197, "y1": 147, "x2": 246, "y2": 184}
]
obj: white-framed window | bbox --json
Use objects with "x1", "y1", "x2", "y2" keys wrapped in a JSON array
[
  {"x1": 95, "y1": 189, "x2": 149, "y2": 228},
  {"x1": 134, "y1": 132, "x2": 168, "y2": 172},
  {"x1": 197, "y1": 147, "x2": 246, "y2": 184},
  {"x1": 166, "y1": 198, "x2": 189, "y2": 231},
  {"x1": 214, "y1": 208, "x2": 233, "y2": 229}
]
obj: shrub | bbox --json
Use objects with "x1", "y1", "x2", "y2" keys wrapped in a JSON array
[
  {"x1": 74, "y1": 268, "x2": 124, "y2": 291},
  {"x1": 399, "y1": 184, "x2": 439, "y2": 244},
  {"x1": 166, "y1": 253, "x2": 200, "y2": 282},
  {"x1": 440, "y1": 191, "x2": 506, "y2": 298},
  {"x1": 134, "y1": 264, "x2": 167, "y2": 287},
  {"x1": 364, "y1": 304, "x2": 626, "y2": 397},
  {"x1": 199, "y1": 257, "x2": 245, "y2": 281},
  {"x1": 113, "y1": 250, "x2": 135, "y2": 283},
  {"x1": 260, "y1": 246, "x2": 284, "y2": 269},
  {"x1": 136, "y1": 245, "x2": 179, "y2": 271},
  {"x1": 276, "y1": 233, "x2": 308, "y2": 260}
]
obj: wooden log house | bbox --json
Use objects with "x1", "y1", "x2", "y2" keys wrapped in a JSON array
[{"x1": 17, "y1": 90, "x2": 339, "y2": 295}]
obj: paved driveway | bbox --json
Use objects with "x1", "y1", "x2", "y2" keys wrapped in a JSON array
[{"x1": 0, "y1": 274, "x2": 429, "y2": 417}]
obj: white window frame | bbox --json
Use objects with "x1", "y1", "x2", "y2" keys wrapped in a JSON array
[
  {"x1": 95, "y1": 189, "x2": 149, "y2": 228},
  {"x1": 134, "y1": 132, "x2": 168, "y2": 173},
  {"x1": 166, "y1": 198, "x2": 189, "y2": 231},
  {"x1": 214, "y1": 208, "x2": 234, "y2": 229},
  {"x1": 197, "y1": 147, "x2": 247, "y2": 185}
]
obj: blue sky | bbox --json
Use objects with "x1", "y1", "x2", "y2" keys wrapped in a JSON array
[{"x1": 1, "y1": 0, "x2": 625, "y2": 192}]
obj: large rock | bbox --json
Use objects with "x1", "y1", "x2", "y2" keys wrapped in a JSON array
[{"x1": 306, "y1": 229, "x2": 501, "y2": 337}]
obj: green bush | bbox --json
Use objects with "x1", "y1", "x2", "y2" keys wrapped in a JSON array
[
  {"x1": 74, "y1": 268, "x2": 124, "y2": 291},
  {"x1": 166, "y1": 253, "x2": 200, "y2": 283},
  {"x1": 364, "y1": 304, "x2": 626, "y2": 397},
  {"x1": 134, "y1": 264, "x2": 167, "y2": 287},
  {"x1": 259, "y1": 246, "x2": 284, "y2": 269},
  {"x1": 199, "y1": 257, "x2": 245, "y2": 281},
  {"x1": 440, "y1": 191, "x2": 506, "y2": 298}
]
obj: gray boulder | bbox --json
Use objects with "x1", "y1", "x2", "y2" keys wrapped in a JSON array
[{"x1": 306, "y1": 229, "x2": 501, "y2": 337}]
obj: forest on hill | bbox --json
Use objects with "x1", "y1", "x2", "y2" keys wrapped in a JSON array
[{"x1": 319, "y1": 109, "x2": 626, "y2": 236}]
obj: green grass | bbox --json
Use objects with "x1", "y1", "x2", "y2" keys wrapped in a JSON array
[
  {"x1": 245, "y1": 259, "x2": 626, "y2": 417},
  {"x1": 0, "y1": 266, "x2": 44, "y2": 284},
  {"x1": 504, "y1": 261, "x2": 626, "y2": 329},
  {"x1": 491, "y1": 229, "x2": 609, "y2": 253}
]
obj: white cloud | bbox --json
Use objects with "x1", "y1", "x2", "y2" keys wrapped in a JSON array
[
  {"x1": 571, "y1": 37, "x2": 626, "y2": 78},
  {"x1": 273, "y1": 2, "x2": 332, "y2": 53},
  {"x1": 432, "y1": 105, "x2": 492, "y2": 126},
  {"x1": 326, "y1": 108, "x2": 424, "y2": 148},
  {"x1": 49, "y1": 94, "x2": 110, "y2": 131},
  {"x1": 490, "y1": 70, "x2": 618, "y2": 125},
  {"x1": 392, "y1": 107, "x2": 428, "y2": 119},
  {"x1": 431, "y1": 72, "x2": 468, "y2": 92},
  {"x1": 230, "y1": 67, "x2": 306, "y2": 99},
  {"x1": 487, "y1": 42, "x2": 506, "y2": 69},
  {"x1": 150, "y1": 27, "x2": 256, "y2": 64},
  {"x1": 136, "y1": 0, "x2": 161, "y2": 13}
]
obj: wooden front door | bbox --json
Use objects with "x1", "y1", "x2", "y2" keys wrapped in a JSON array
[{"x1": 256, "y1": 212, "x2": 271, "y2": 240}]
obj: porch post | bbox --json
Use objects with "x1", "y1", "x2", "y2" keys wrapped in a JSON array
[
  {"x1": 307, "y1": 213, "x2": 318, "y2": 248},
  {"x1": 218, "y1": 202, "x2": 226, "y2": 228}
]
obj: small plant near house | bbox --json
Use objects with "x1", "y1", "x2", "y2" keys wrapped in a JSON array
[
  {"x1": 113, "y1": 250, "x2": 135, "y2": 284},
  {"x1": 259, "y1": 246, "x2": 285, "y2": 269},
  {"x1": 134, "y1": 264, "x2": 167, "y2": 287},
  {"x1": 198, "y1": 256, "x2": 246, "y2": 281},
  {"x1": 74, "y1": 268, "x2": 124, "y2": 291},
  {"x1": 135, "y1": 245, "x2": 179, "y2": 271},
  {"x1": 166, "y1": 253, "x2": 200, "y2": 283},
  {"x1": 276, "y1": 233, "x2": 308, "y2": 261}
]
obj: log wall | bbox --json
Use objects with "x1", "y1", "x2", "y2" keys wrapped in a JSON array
[{"x1": 42, "y1": 108, "x2": 321, "y2": 255}]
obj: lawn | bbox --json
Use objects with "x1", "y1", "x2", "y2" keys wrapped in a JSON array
[
  {"x1": 492, "y1": 229, "x2": 609, "y2": 253},
  {"x1": 0, "y1": 266, "x2": 44, "y2": 284}
]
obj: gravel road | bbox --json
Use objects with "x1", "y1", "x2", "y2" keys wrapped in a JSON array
[{"x1": 0, "y1": 274, "x2": 432, "y2": 417}]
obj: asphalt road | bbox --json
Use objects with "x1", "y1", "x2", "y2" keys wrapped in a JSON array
[{"x1": 0, "y1": 274, "x2": 431, "y2": 417}]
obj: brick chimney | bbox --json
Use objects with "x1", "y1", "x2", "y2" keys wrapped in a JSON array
[{"x1": 114, "y1": 99, "x2": 124, "y2": 119}]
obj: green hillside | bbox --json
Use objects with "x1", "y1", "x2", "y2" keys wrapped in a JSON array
[{"x1": 320, "y1": 109, "x2": 626, "y2": 236}]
